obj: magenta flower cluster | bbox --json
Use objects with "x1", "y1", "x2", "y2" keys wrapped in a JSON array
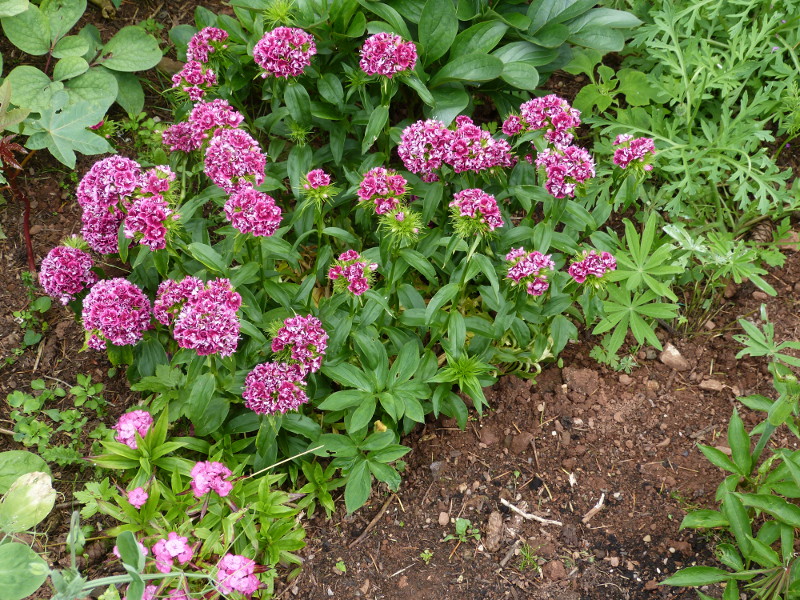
[
  {"x1": 82, "y1": 278, "x2": 151, "y2": 350},
  {"x1": 186, "y1": 26, "x2": 229, "y2": 63},
  {"x1": 271, "y1": 314, "x2": 328, "y2": 375},
  {"x1": 447, "y1": 116, "x2": 515, "y2": 174},
  {"x1": 190, "y1": 461, "x2": 234, "y2": 497},
  {"x1": 505, "y1": 248, "x2": 555, "y2": 296},
  {"x1": 503, "y1": 94, "x2": 582, "y2": 148},
  {"x1": 77, "y1": 156, "x2": 141, "y2": 254},
  {"x1": 613, "y1": 134, "x2": 656, "y2": 171},
  {"x1": 357, "y1": 167, "x2": 408, "y2": 214},
  {"x1": 122, "y1": 166, "x2": 178, "y2": 251},
  {"x1": 171, "y1": 60, "x2": 217, "y2": 101},
  {"x1": 163, "y1": 99, "x2": 245, "y2": 153},
  {"x1": 217, "y1": 554, "x2": 261, "y2": 595},
  {"x1": 39, "y1": 244, "x2": 97, "y2": 304},
  {"x1": 113, "y1": 410, "x2": 154, "y2": 449},
  {"x1": 449, "y1": 188, "x2": 504, "y2": 233},
  {"x1": 397, "y1": 119, "x2": 452, "y2": 182},
  {"x1": 304, "y1": 169, "x2": 331, "y2": 189},
  {"x1": 224, "y1": 187, "x2": 282, "y2": 237},
  {"x1": 160, "y1": 277, "x2": 242, "y2": 357},
  {"x1": 535, "y1": 145, "x2": 596, "y2": 199},
  {"x1": 254, "y1": 27, "x2": 316, "y2": 78},
  {"x1": 328, "y1": 249, "x2": 378, "y2": 296},
  {"x1": 204, "y1": 128, "x2": 266, "y2": 193},
  {"x1": 359, "y1": 33, "x2": 417, "y2": 77},
  {"x1": 153, "y1": 532, "x2": 194, "y2": 574},
  {"x1": 568, "y1": 250, "x2": 617, "y2": 284},
  {"x1": 243, "y1": 361, "x2": 308, "y2": 415}
]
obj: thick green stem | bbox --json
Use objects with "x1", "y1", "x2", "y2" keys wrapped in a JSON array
[{"x1": 78, "y1": 571, "x2": 209, "y2": 594}]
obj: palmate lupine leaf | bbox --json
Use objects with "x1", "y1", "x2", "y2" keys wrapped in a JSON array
[{"x1": 26, "y1": 102, "x2": 112, "y2": 168}]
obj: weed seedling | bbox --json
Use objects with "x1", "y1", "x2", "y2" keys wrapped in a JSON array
[{"x1": 419, "y1": 549, "x2": 434, "y2": 565}]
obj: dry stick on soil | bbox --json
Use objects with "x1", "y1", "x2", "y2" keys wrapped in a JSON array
[
  {"x1": 581, "y1": 493, "x2": 606, "y2": 524},
  {"x1": 499, "y1": 498, "x2": 562, "y2": 526},
  {"x1": 499, "y1": 538, "x2": 522, "y2": 567},
  {"x1": 348, "y1": 494, "x2": 396, "y2": 548}
]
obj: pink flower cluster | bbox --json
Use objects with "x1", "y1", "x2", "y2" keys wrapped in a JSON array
[
  {"x1": 357, "y1": 167, "x2": 407, "y2": 214},
  {"x1": 397, "y1": 119, "x2": 451, "y2": 181},
  {"x1": 359, "y1": 33, "x2": 417, "y2": 77},
  {"x1": 186, "y1": 27, "x2": 229, "y2": 63},
  {"x1": 77, "y1": 156, "x2": 142, "y2": 254},
  {"x1": 163, "y1": 99, "x2": 245, "y2": 152},
  {"x1": 224, "y1": 187, "x2": 282, "y2": 237},
  {"x1": 446, "y1": 116, "x2": 514, "y2": 174},
  {"x1": 534, "y1": 145, "x2": 595, "y2": 199},
  {"x1": 505, "y1": 248, "x2": 555, "y2": 296},
  {"x1": 271, "y1": 314, "x2": 328, "y2": 374},
  {"x1": 254, "y1": 27, "x2": 316, "y2": 78},
  {"x1": 328, "y1": 249, "x2": 378, "y2": 296},
  {"x1": 190, "y1": 461, "x2": 233, "y2": 497},
  {"x1": 568, "y1": 250, "x2": 617, "y2": 284},
  {"x1": 217, "y1": 554, "x2": 261, "y2": 595},
  {"x1": 304, "y1": 169, "x2": 331, "y2": 189},
  {"x1": 82, "y1": 278, "x2": 151, "y2": 350},
  {"x1": 153, "y1": 532, "x2": 194, "y2": 573},
  {"x1": 204, "y1": 128, "x2": 266, "y2": 192},
  {"x1": 114, "y1": 410, "x2": 154, "y2": 449},
  {"x1": 243, "y1": 362, "x2": 308, "y2": 414},
  {"x1": 163, "y1": 278, "x2": 242, "y2": 357},
  {"x1": 503, "y1": 94, "x2": 582, "y2": 148},
  {"x1": 613, "y1": 134, "x2": 656, "y2": 171},
  {"x1": 171, "y1": 60, "x2": 217, "y2": 101},
  {"x1": 122, "y1": 166, "x2": 178, "y2": 250},
  {"x1": 127, "y1": 487, "x2": 149, "y2": 508},
  {"x1": 39, "y1": 243, "x2": 97, "y2": 304},
  {"x1": 449, "y1": 188, "x2": 504, "y2": 233}
]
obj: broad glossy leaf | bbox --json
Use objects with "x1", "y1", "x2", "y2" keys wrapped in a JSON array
[
  {"x1": 0, "y1": 0, "x2": 28, "y2": 18},
  {"x1": 500, "y1": 62, "x2": 539, "y2": 91},
  {"x1": 52, "y1": 34, "x2": 88, "y2": 57},
  {"x1": 1, "y1": 4, "x2": 50, "y2": 55},
  {"x1": 26, "y1": 103, "x2": 111, "y2": 167},
  {"x1": 450, "y1": 21, "x2": 508, "y2": 59},
  {"x1": 0, "y1": 451, "x2": 49, "y2": 494},
  {"x1": 0, "y1": 542, "x2": 49, "y2": 600},
  {"x1": 41, "y1": 0, "x2": 86, "y2": 42},
  {"x1": 0, "y1": 472, "x2": 56, "y2": 532},
  {"x1": 419, "y1": 0, "x2": 457, "y2": 64},
  {"x1": 64, "y1": 66, "x2": 118, "y2": 112},
  {"x1": 53, "y1": 55, "x2": 88, "y2": 81},
  {"x1": 430, "y1": 85, "x2": 469, "y2": 124},
  {"x1": 110, "y1": 70, "x2": 145, "y2": 115},
  {"x1": 429, "y1": 53, "x2": 503, "y2": 86},
  {"x1": 100, "y1": 26, "x2": 162, "y2": 72}
]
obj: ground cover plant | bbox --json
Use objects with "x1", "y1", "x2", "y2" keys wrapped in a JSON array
[{"x1": 2, "y1": 0, "x2": 799, "y2": 598}]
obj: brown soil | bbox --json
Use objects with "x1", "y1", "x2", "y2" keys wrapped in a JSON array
[{"x1": 2, "y1": 2, "x2": 800, "y2": 600}]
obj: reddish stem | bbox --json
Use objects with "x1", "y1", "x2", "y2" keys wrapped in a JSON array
[{"x1": 6, "y1": 170, "x2": 37, "y2": 273}]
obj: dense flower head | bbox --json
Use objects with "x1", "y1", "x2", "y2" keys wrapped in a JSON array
[
  {"x1": 449, "y1": 188, "x2": 504, "y2": 234},
  {"x1": 81, "y1": 206, "x2": 124, "y2": 254},
  {"x1": 123, "y1": 195, "x2": 174, "y2": 250},
  {"x1": 171, "y1": 60, "x2": 217, "y2": 101},
  {"x1": 568, "y1": 250, "x2": 617, "y2": 284},
  {"x1": 113, "y1": 539, "x2": 149, "y2": 560},
  {"x1": 127, "y1": 487, "x2": 149, "y2": 509},
  {"x1": 505, "y1": 248, "x2": 555, "y2": 296},
  {"x1": 357, "y1": 167, "x2": 408, "y2": 214},
  {"x1": 153, "y1": 532, "x2": 194, "y2": 574},
  {"x1": 271, "y1": 314, "x2": 328, "y2": 374},
  {"x1": 163, "y1": 121, "x2": 206, "y2": 152},
  {"x1": 613, "y1": 134, "x2": 656, "y2": 171},
  {"x1": 359, "y1": 33, "x2": 417, "y2": 77},
  {"x1": 397, "y1": 119, "x2": 452, "y2": 181},
  {"x1": 113, "y1": 410, "x2": 154, "y2": 449},
  {"x1": 190, "y1": 461, "x2": 233, "y2": 497},
  {"x1": 153, "y1": 276, "x2": 205, "y2": 326},
  {"x1": 224, "y1": 187, "x2": 282, "y2": 237},
  {"x1": 190, "y1": 99, "x2": 245, "y2": 134},
  {"x1": 172, "y1": 278, "x2": 241, "y2": 357},
  {"x1": 504, "y1": 95, "x2": 581, "y2": 148},
  {"x1": 77, "y1": 156, "x2": 142, "y2": 212},
  {"x1": 304, "y1": 169, "x2": 331, "y2": 189},
  {"x1": 445, "y1": 116, "x2": 515, "y2": 173},
  {"x1": 535, "y1": 145, "x2": 595, "y2": 199},
  {"x1": 328, "y1": 250, "x2": 378, "y2": 296},
  {"x1": 243, "y1": 361, "x2": 308, "y2": 415},
  {"x1": 140, "y1": 165, "x2": 176, "y2": 196},
  {"x1": 82, "y1": 278, "x2": 151, "y2": 350},
  {"x1": 253, "y1": 27, "x2": 316, "y2": 78},
  {"x1": 186, "y1": 26, "x2": 229, "y2": 63},
  {"x1": 39, "y1": 243, "x2": 97, "y2": 304},
  {"x1": 204, "y1": 128, "x2": 266, "y2": 192},
  {"x1": 217, "y1": 554, "x2": 261, "y2": 595}
]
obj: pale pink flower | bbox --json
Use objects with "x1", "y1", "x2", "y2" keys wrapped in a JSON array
[
  {"x1": 217, "y1": 554, "x2": 261, "y2": 595},
  {"x1": 152, "y1": 532, "x2": 194, "y2": 574},
  {"x1": 190, "y1": 461, "x2": 233, "y2": 497},
  {"x1": 127, "y1": 487, "x2": 149, "y2": 508},
  {"x1": 113, "y1": 410, "x2": 154, "y2": 449}
]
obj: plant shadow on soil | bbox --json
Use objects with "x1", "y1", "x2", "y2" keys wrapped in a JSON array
[{"x1": 2, "y1": 2, "x2": 800, "y2": 599}]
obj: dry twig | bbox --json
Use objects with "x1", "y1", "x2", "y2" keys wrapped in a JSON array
[{"x1": 499, "y1": 498, "x2": 562, "y2": 526}]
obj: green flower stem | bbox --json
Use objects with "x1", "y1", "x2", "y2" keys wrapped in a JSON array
[
  {"x1": 455, "y1": 236, "x2": 482, "y2": 312},
  {"x1": 77, "y1": 571, "x2": 209, "y2": 594}
]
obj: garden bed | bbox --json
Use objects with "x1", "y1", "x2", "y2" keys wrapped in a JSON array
[{"x1": 2, "y1": 1, "x2": 800, "y2": 599}]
